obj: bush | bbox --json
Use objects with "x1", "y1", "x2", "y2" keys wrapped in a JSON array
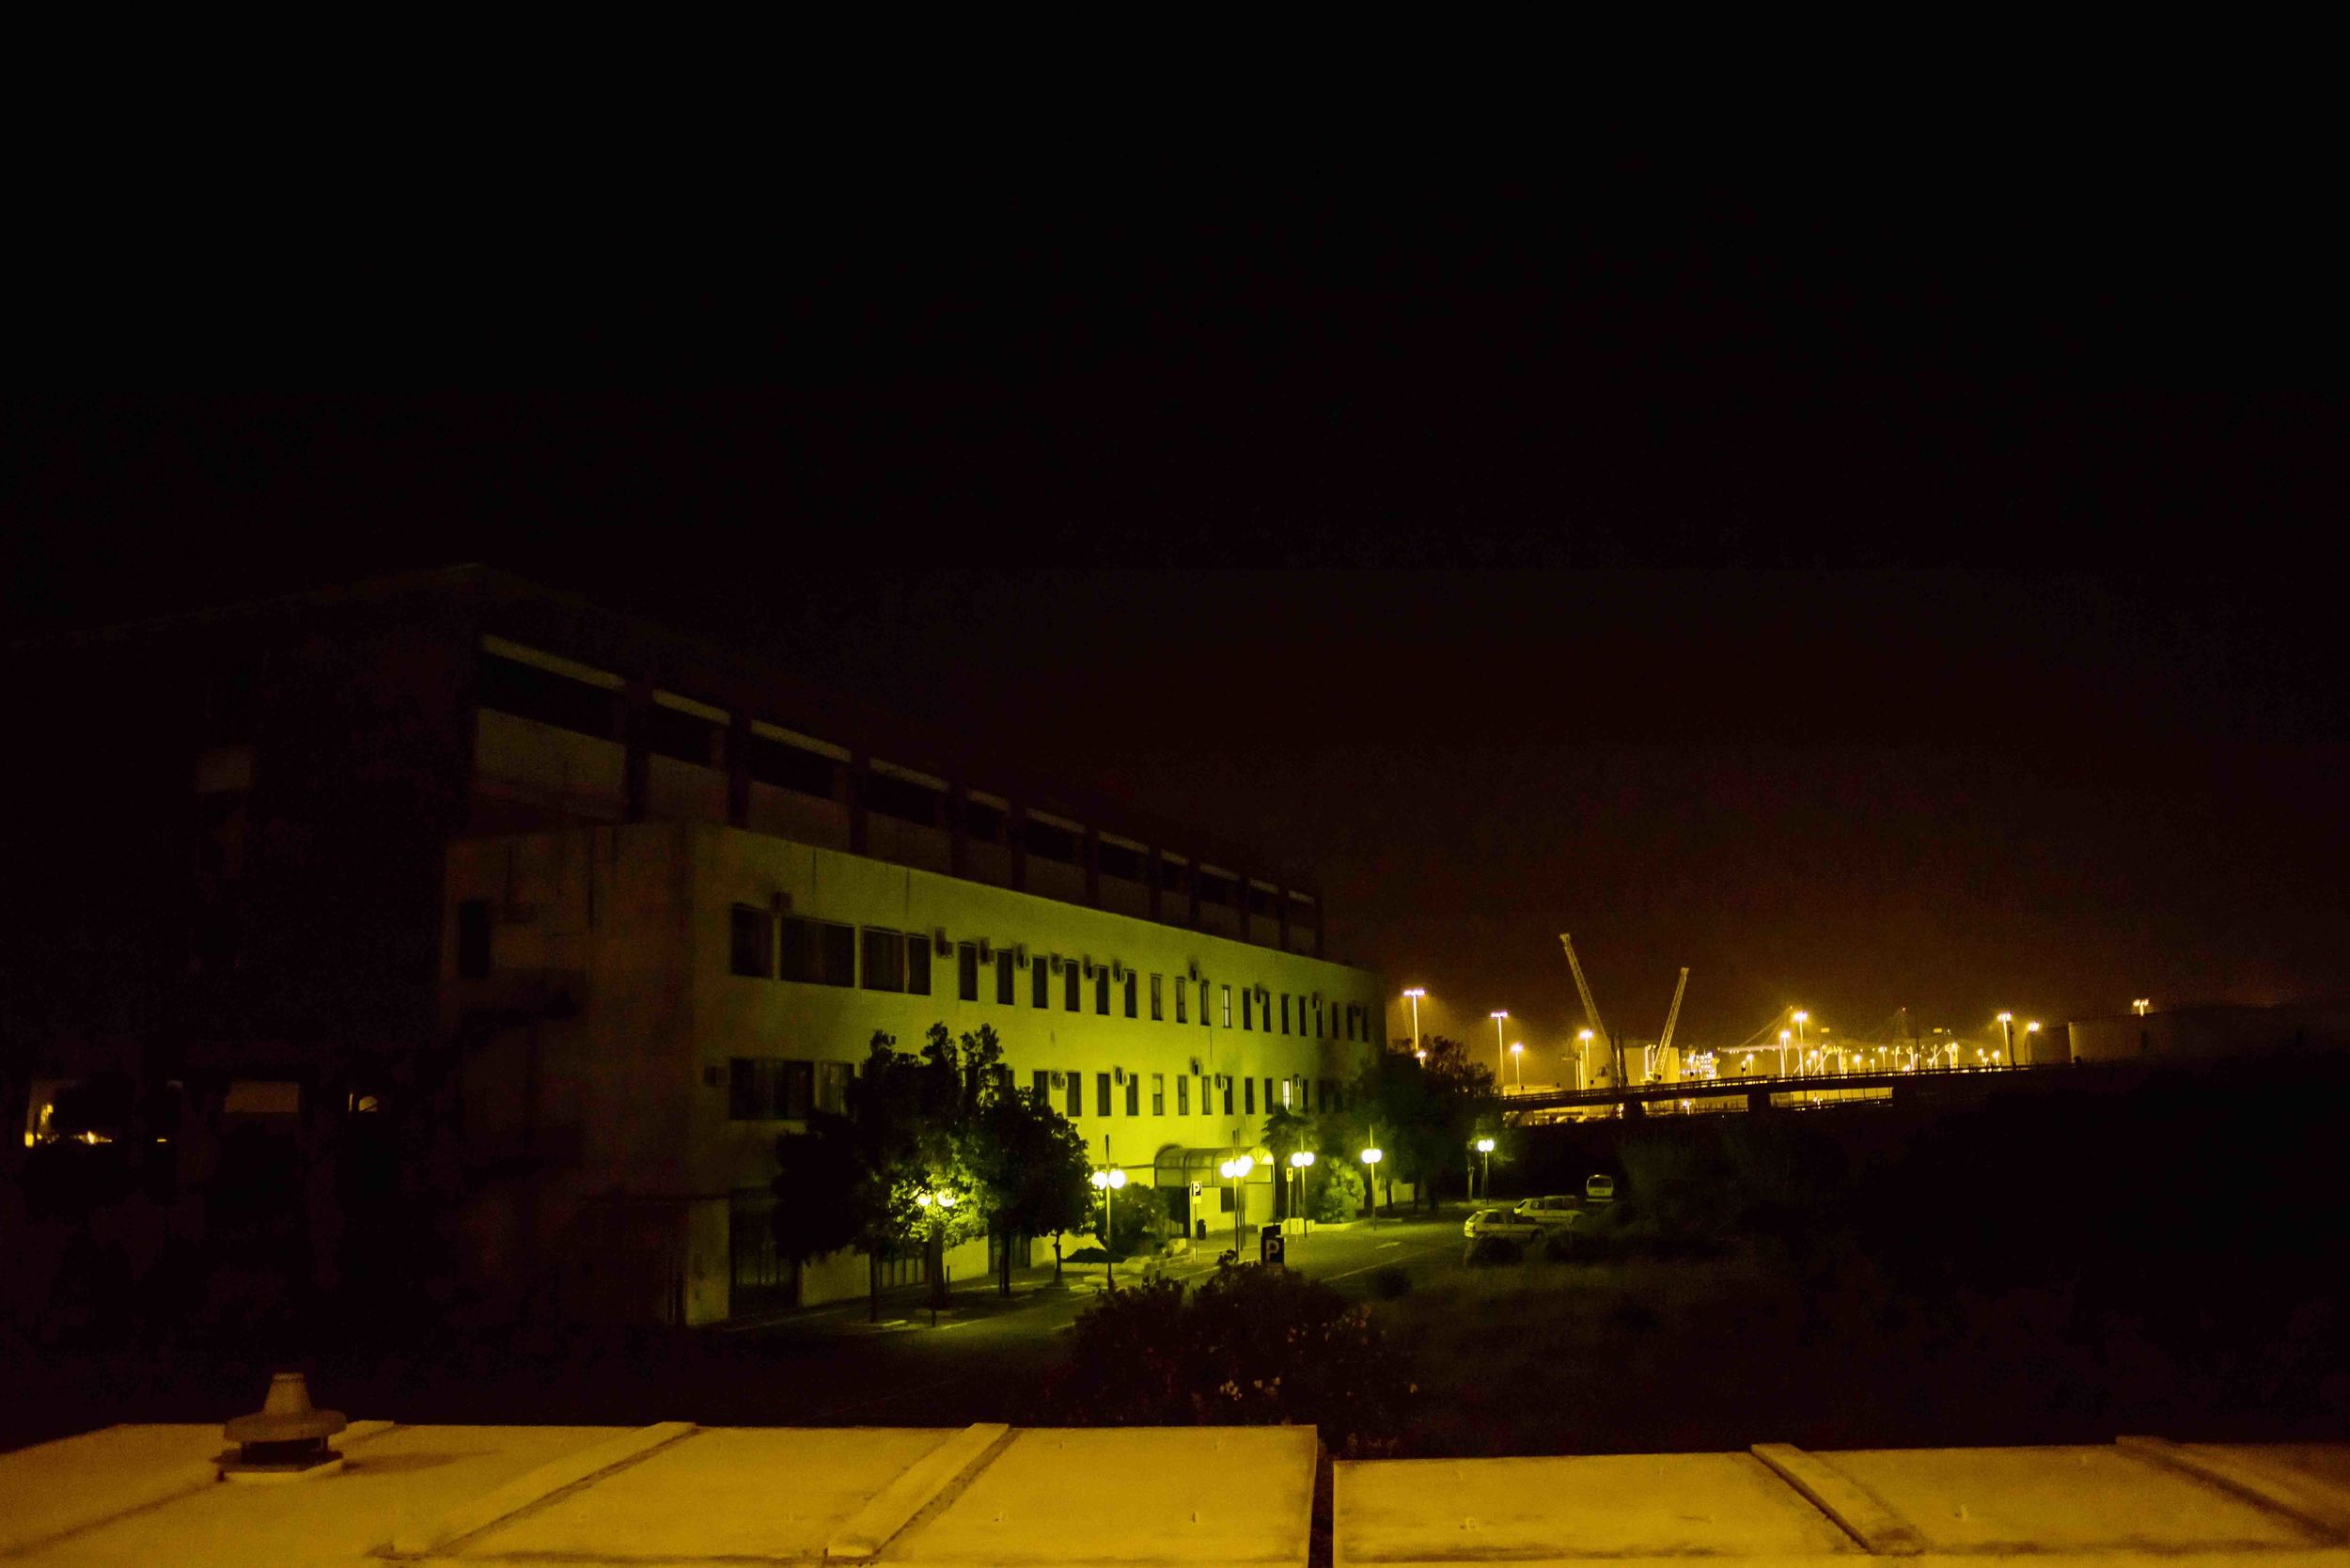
[
  {"x1": 1092, "y1": 1184, "x2": 1171, "y2": 1259},
  {"x1": 1308, "y1": 1160, "x2": 1365, "y2": 1222},
  {"x1": 1368, "y1": 1264, "x2": 1413, "y2": 1299},
  {"x1": 1541, "y1": 1231, "x2": 1578, "y2": 1262},
  {"x1": 1037, "y1": 1260, "x2": 1418, "y2": 1456},
  {"x1": 1464, "y1": 1236, "x2": 1523, "y2": 1266}
]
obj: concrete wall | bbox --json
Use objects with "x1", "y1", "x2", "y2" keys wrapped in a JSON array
[{"x1": 2069, "y1": 1003, "x2": 2350, "y2": 1064}]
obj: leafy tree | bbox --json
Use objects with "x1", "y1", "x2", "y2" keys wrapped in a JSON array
[
  {"x1": 969, "y1": 1079, "x2": 1093, "y2": 1291},
  {"x1": 1348, "y1": 1035, "x2": 1499, "y2": 1212},
  {"x1": 1260, "y1": 1105, "x2": 1311, "y2": 1218}
]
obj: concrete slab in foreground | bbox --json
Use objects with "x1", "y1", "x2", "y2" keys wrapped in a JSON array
[
  {"x1": 1337, "y1": 1439, "x2": 2350, "y2": 1567},
  {"x1": 7, "y1": 1420, "x2": 2347, "y2": 1567}
]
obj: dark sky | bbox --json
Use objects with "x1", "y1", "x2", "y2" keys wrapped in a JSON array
[{"x1": 8, "y1": 143, "x2": 2346, "y2": 1074}]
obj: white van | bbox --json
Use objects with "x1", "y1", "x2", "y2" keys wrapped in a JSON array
[{"x1": 1584, "y1": 1174, "x2": 1617, "y2": 1203}]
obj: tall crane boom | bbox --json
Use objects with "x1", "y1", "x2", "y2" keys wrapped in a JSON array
[
  {"x1": 1658, "y1": 966, "x2": 1689, "y2": 1057},
  {"x1": 1559, "y1": 933, "x2": 1608, "y2": 1041}
]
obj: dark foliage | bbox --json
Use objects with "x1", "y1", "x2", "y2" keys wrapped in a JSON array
[{"x1": 1038, "y1": 1261, "x2": 1418, "y2": 1456}]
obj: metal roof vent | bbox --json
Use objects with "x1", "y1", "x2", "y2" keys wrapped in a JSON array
[{"x1": 219, "y1": 1372, "x2": 348, "y2": 1482}]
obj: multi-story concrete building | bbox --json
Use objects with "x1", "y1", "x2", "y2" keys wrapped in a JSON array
[{"x1": 8, "y1": 569, "x2": 1388, "y2": 1325}]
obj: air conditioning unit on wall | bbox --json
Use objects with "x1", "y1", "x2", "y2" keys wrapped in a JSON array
[
  {"x1": 1050, "y1": 1070, "x2": 1067, "y2": 1088},
  {"x1": 1049, "y1": 954, "x2": 1064, "y2": 974},
  {"x1": 932, "y1": 928, "x2": 950, "y2": 956},
  {"x1": 1014, "y1": 944, "x2": 1029, "y2": 968},
  {"x1": 978, "y1": 940, "x2": 995, "y2": 964},
  {"x1": 1188, "y1": 1057, "x2": 1204, "y2": 1075},
  {"x1": 1113, "y1": 1067, "x2": 1127, "y2": 1085},
  {"x1": 1186, "y1": 960, "x2": 1200, "y2": 981},
  {"x1": 1110, "y1": 961, "x2": 1125, "y2": 982},
  {"x1": 1082, "y1": 957, "x2": 1096, "y2": 979}
]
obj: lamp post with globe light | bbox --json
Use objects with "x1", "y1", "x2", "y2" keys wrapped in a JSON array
[
  {"x1": 1089, "y1": 1137, "x2": 1128, "y2": 1289},
  {"x1": 1403, "y1": 988, "x2": 1426, "y2": 1057},
  {"x1": 1289, "y1": 1150, "x2": 1315, "y2": 1234},
  {"x1": 1360, "y1": 1137, "x2": 1383, "y2": 1228},
  {"x1": 1474, "y1": 1136, "x2": 1495, "y2": 1200}
]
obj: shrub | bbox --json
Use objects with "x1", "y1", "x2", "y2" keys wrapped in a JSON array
[
  {"x1": 1308, "y1": 1160, "x2": 1365, "y2": 1222},
  {"x1": 1541, "y1": 1231, "x2": 1578, "y2": 1262},
  {"x1": 1368, "y1": 1264, "x2": 1413, "y2": 1299},
  {"x1": 1464, "y1": 1236, "x2": 1523, "y2": 1266},
  {"x1": 1038, "y1": 1260, "x2": 1418, "y2": 1456}
]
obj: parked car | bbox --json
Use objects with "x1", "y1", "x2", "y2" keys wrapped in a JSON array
[
  {"x1": 1584, "y1": 1174, "x2": 1617, "y2": 1203},
  {"x1": 1512, "y1": 1194, "x2": 1584, "y2": 1229},
  {"x1": 1462, "y1": 1207, "x2": 1543, "y2": 1244}
]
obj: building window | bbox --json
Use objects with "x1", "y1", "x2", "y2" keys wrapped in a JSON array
[
  {"x1": 1280, "y1": 1078, "x2": 1292, "y2": 1108},
  {"x1": 1151, "y1": 1072, "x2": 1165, "y2": 1115},
  {"x1": 1280, "y1": 995, "x2": 1290, "y2": 1034},
  {"x1": 1125, "y1": 1074, "x2": 1140, "y2": 1116},
  {"x1": 1263, "y1": 1077, "x2": 1274, "y2": 1112},
  {"x1": 908, "y1": 938, "x2": 932, "y2": 996},
  {"x1": 861, "y1": 928, "x2": 905, "y2": 993},
  {"x1": 958, "y1": 942, "x2": 980, "y2": 1001},
  {"x1": 1031, "y1": 1069, "x2": 1051, "y2": 1105},
  {"x1": 1096, "y1": 1073, "x2": 1112, "y2": 1117},
  {"x1": 1150, "y1": 974, "x2": 1164, "y2": 1021},
  {"x1": 1065, "y1": 964, "x2": 1081, "y2": 1012},
  {"x1": 1220, "y1": 984, "x2": 1233, "y2": 1029},
  {"x1": 1244, "y1": 1077, "x2": 1256, "y2": 1115},
  {"x1": 818, "y1": 1061, "x2": 851, "y2": 1115},
  {"x1": 1124, "y1": 972, "x2": 1138, "y2": 1019},
  {"x1": 1095, "y1": 969, "x2": 1110, "y2": 1015},
  {"x1": 729, "y1": 1058, "x2": 815, "y2": 1121},
  {"x1": 1177, "y1": 1075, "x2": 1189, "y2": 1115},
  {"x1": 1317, "y1": 1079, "x2": 1329, "y2": 1114},
  {"x1": 780, "y1": 917, "x2": 854, "y2": 987},
  {"x1": 1222, "y1": 1077, "x2": 1234, "y2": 1116},
  {"x1": 457, "y1": 899, "x2": 493, "y2": 980},
  {"x1": 1175, "y1": 981, "x2": 1187, "y2": 1025},
  {"x1": 1065, "y1": 1071, "x2": 1083, "y2": 1118},
  {"x1": 1033, "y1": 960, "x2": 1050, "y2": 1009},
  {"x1": 997, "y1": 951, "x2": 1016, "y2": 1005},
  {"x1": 1241, "y1": 991, "x2": 1253, "y2": 1030},
  {"x1": 729, "y1": 905, "x2": 773, "y2": 979}
]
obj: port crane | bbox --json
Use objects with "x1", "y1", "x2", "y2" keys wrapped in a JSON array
[
  {"x1": 1559, "y1": 933, "x2": 1626, "y2": 1090},
  {"x1": 1653, "y1": 964, "x2": 1689, "y2": 1081}
]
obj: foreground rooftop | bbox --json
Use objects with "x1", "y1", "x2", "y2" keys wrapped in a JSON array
[{"x1": 3, "y1": 1419, "x2": 2345, "y2": 1566}]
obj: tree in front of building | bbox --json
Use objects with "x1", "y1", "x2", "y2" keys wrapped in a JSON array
[
  {"x1": 968, "y1": 1077, "x2": 1093, "y2": 1293},
  {"x1": 1347, "y1": 1035, "x2": 1499, "y2": 1213}
]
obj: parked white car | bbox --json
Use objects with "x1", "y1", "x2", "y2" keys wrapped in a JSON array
[
  {"x1": 1512, "y1": 1195, "x2": 1584, "y2": 1229},
  {"x1": 1584, "y1": 1174, "x2": 1617, "y2": 1203},
  {"x1": 1462, "y1": 1207, "x2": 1543, "y2": 1245}
]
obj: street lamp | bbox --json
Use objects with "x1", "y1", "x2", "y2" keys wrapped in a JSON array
[
  {"x1": 1289, "y1": 1150, "x2": 1315, "y2": 1232},
  {"x1": 1360, "y1": 1139, "x2": 1383, "y2": 1228},
  {"x1": 1510, "y1": 1041, "x2": 1524, "y2": 1090},
  {"x1": 1996, "y1": 1011, "x2": 2013, "y2": 1066},
  {"x1": 2024, "y1": 1020, "x2": 2041, "y2": 1065},
  {"x1": 1403, "y1": 988, "x2": 1426, "y2": 1056},
  {"x1": 1778, "y1": 1028, "x2": 1793, "y2": 1077},
  {"x1": 1089, "y1": 1151, "x2": 1128, "y2": 1288},
  {"x1": 1490, "y1": 1011, "x2": 1509, "y2": 1080},
  {"x1": 1473, "y1": 1136, "x2": 1495, "y2": 1200},
  {"x1": 2132, "y1": 998, "x2": 2152, "y2": 1017},
  {"x1": 1576, "y1": 1028, "x2": 1594, "y2": 1090},
  {"x1": 1218, "y1": 1155, "x2": 1250, "y2": 1256}
]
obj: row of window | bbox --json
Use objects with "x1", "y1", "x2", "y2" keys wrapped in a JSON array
[
  {"x1": 728, "y1": 907, "x2": 1379, "y2": 1043},
  {"x1": 481, "y1": 650, "x2": 1308, "y2": 913},
  {"x1": 724, "y1": 1052, "x2": 1342, "y2": 1124}
]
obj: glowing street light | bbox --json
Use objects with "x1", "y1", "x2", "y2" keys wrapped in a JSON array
[
  {"x1": 1360, "y1": 1138, "x2": 1384, "y2": 1229},
  {"x1": 1490, "y1": 1011, "x2": 1510, "y2": 1080},
  {"x1": 1403, "y1": 988, "x2": 1427, "y2": 1056},
  {"x1": 1473, "y1": 1135, "x2": 1495, "y2": 1200},
  {"x1": 1996, "y1": 1011, "x2": 2014, "y2": 1065},
  {"x1": 1510, "y1": 1041, "x2": 1525, "y2": 1090},
  {"x1": 1089, "y1": 1139, "x2": 1128, "y2": 1287},
  {"x1": 1288, "y1": 1149, "x2": 1315, "y2": 1231},
  {"x1": 1576, "y1": 1028, "x2": 1594, "y2": 1090},
  {"x1": 2132, "y1": 998, "x2": 2153, "y2": 1016},
  {"x1": 1218, "y1": 1154, "x2": 1252, "y2": 1256},
  {"x1": 1778, "y1": 1028, "x2": 1793, "y2": 1076},
  {"x1": 2024, "y1": 1020, "x2": 2042, "y2": 1065}
]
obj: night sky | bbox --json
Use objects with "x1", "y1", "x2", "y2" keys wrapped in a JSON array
[{"x1": 9, "y1": 147, "x2": 2345, "y2": 1075}]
